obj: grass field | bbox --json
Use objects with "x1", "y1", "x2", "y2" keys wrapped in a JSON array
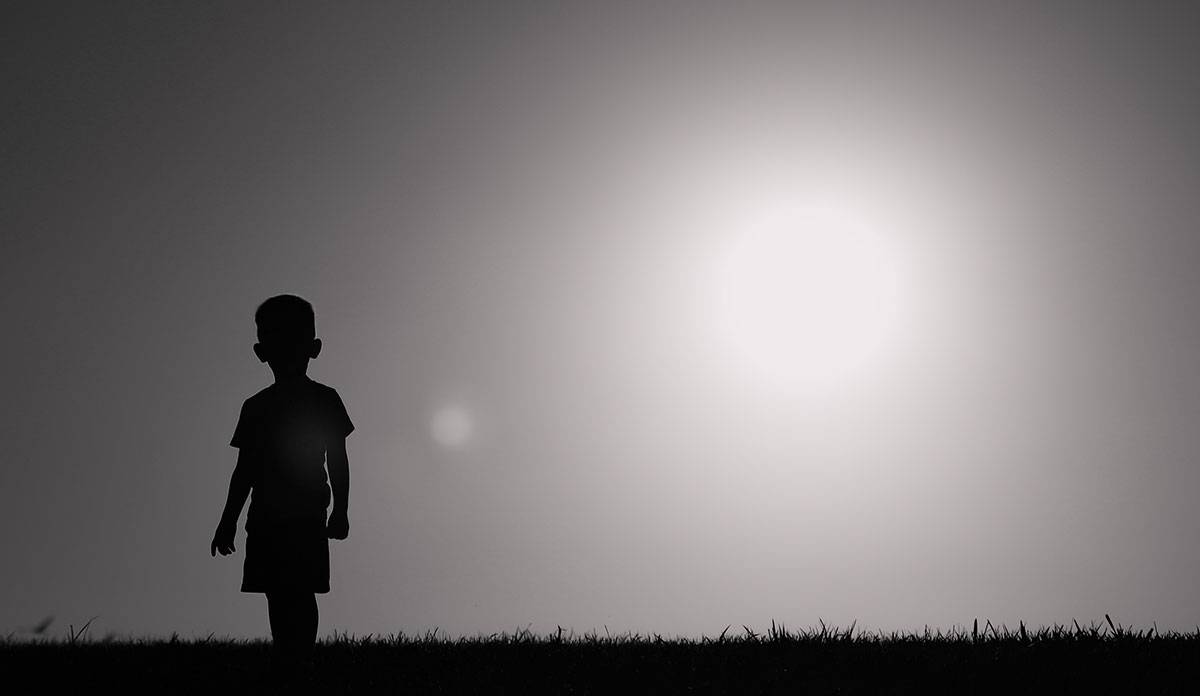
[{"x1": 3, "y1": 618, "x2": 1197, "y2": 694}]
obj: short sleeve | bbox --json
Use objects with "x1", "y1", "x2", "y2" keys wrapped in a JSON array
[
  {"x1": 230, "y1": 400, "x2": 253, "y2": 449},
  {"x1": 328, "y1": 389, "x2": 354, "y2": 441}
]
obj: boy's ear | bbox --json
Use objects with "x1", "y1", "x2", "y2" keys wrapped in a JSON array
[
  {"x1": 253, "y1": 343, "x2": 268, "y2": 363},
  {"x1": 310, "y1": 338, "x2": 322, "y2": 359}
]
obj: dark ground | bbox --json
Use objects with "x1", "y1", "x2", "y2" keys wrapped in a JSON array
[{"x1": 3, "y1": 622, "x2": 1197, "y2": 694}]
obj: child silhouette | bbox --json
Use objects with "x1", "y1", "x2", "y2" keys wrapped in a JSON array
[{"x1": 211, "y1": 295, "x2": 353, "y2": 655}]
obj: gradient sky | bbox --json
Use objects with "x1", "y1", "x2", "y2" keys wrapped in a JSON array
[{"x1": 4, "y1": 1, "x2": 1200, "y2": 640}]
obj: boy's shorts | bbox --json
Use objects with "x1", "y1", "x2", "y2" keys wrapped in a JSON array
[{"x1": 241, "y1": 514, "x2": 330, "y2": 594}]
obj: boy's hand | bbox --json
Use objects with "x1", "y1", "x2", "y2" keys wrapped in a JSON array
[
  {"x1": 327, "y1": 509, "x2": 349, "y2": 540},
  {"x1": 210, "y1": 522, "x2": 236, "y2": 557}
]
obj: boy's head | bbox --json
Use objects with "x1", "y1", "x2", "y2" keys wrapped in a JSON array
[{"x1": 253, "y1": 294, "x2": 322, "y2": 374}]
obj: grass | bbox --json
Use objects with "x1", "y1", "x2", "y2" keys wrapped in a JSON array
[{"x1": 3, "y1": 617, "x2": 1198, "y2": 694}]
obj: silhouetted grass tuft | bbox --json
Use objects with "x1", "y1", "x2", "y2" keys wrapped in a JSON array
[{"x1": 3, "y1": 618, "x2": 1198, "y2": 693}]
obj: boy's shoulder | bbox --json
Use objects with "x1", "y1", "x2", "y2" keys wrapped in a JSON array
[
  {"x1": 242, "y1": 384, "x2": 274, "y2": 404},
  {"x1": 300, "y1": 379, "x2": 346, "y2": 405},
  {"x1": 240, "y1": 379, "x2": 345, "y2": 410},
  {"x1": 306, "y1": 378, "x2": 342, "y2": 395}
]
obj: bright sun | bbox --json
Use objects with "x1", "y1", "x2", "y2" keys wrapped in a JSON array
[{"x1": 709, "y1": 201, "x2": 912, "y2": 399}]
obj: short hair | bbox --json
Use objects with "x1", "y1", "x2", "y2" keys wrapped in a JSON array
[{"x1": 255, "y1": 294, "x2": 315, "y2": 344}]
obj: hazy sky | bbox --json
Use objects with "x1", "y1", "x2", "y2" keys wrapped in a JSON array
[{"x1": 4, "y1": 1, "x2": 1200, "y2": 640}]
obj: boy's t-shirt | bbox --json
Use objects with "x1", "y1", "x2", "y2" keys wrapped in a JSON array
[{"x1": 231, "y1": 377, "x2": 354, "y2": 529}]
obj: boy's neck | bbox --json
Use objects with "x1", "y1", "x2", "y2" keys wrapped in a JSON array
[
  {"x1": 269, "y1": 365, "x2": 310, "y2": 384},
  {"x1": 274, "y1": 374, "x2": 310, "y2": 385}
]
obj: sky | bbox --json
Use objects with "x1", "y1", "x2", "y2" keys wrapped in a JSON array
[{"x1": 4, "y1": 1, "x2": 1200, "y2": 640}]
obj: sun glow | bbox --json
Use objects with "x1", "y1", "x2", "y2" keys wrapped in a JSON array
[{"x1": 709, "y1": 199, "x2": 913, "y2": 400}]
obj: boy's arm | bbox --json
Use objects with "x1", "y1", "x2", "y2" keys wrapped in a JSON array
[
  {"x1": 327, "y1": 438, "x2": 350, "y2": 540},
  {"x1": 211, "y1": 449, "x2": 253, "y2": 556}
]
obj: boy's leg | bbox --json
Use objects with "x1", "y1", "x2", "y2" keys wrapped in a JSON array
[
  {"x1": 300, "y1": 591, "x2": 318, "y2": 645},
  {"x1": 265, "y1": 592, "x2": 291, "y2": 648},
  {"x1": 267, "y1": 592, "x2": 318, "y2": 650}
]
